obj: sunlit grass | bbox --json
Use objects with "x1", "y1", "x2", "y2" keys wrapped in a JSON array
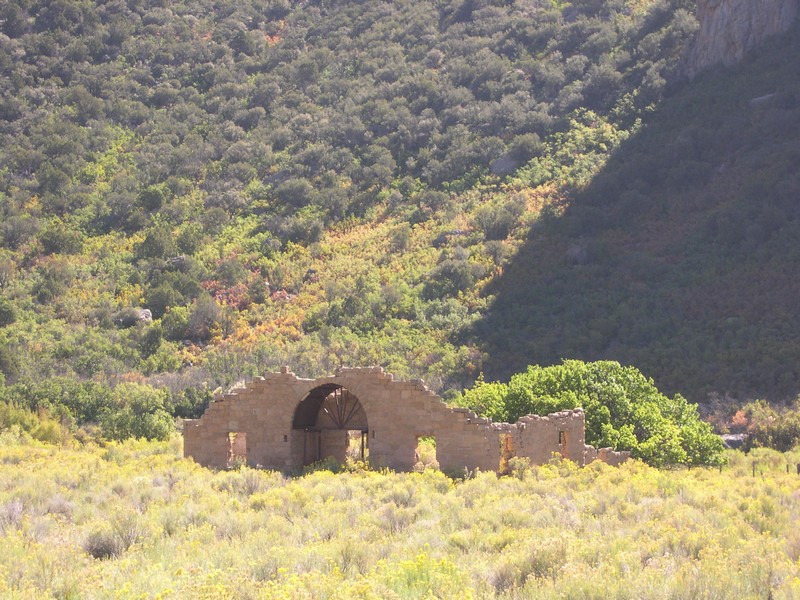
[{"x1": 1, "y1": 434, "x2": 799, "y2": 598}]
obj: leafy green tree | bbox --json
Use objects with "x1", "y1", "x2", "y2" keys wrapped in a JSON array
[
  {"x1": 0, "y1": 344, "x2": 21, "y2": 383},
  {"x1": 458, "y1": 374, "x2": 508, "y2": 422},
  {"x1": 145, "y1": 283, "x2": 184, "y2": 319},
  {"x1": 455, "y1": 360, "x2": 724, "y2": 467},
  {"x1": 1, "y1": 377, "x2": 114, "y2": 425},
  {"x1": 32, "y1": 259, "x2": 73, "y2": 304},
  {"x1": 169, "y1": 385, "x2": 214, "y2": 419},
  {"x1": 138, "y1": 185, "x2": 168, "y2": 212},
  {"x1": 1, "y1": 216, "x2": 39, "y2": 250},
  {"x1": 740, "y1": 400, "x2": 800, "y2": 452},
  {"x1": 38, "y1": 219, "x2": 84, "y2": 255}
]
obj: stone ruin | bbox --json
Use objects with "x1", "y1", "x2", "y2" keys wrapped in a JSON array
[{"x1": 183, "y1": 366, "x2": 629, "y2": 472}]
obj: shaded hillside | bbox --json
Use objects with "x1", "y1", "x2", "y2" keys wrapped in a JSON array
[{"x1": 475, "y1": 22, "x2": 800, "y2": 403}]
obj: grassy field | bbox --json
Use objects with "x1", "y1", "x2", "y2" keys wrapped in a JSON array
[{"x1": 1, "y1": 432, "x2": 799, "y2": 599}]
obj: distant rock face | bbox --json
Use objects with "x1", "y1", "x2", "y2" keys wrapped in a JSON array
[{"x1": 687, "y1": 0, "x2": 799, "y2": 77}]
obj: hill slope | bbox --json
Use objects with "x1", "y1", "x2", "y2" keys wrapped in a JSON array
[
  {"x1": 476, "y1": 22, "x2": 800, "y2": 402},
  {"x1": 0, "y1": 0, "x2": 798, "y2": 430}
]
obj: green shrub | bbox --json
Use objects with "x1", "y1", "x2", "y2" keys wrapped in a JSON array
[
  {"x1": 99, "y1": 383, "x2": 173, "y2": 441},
  {"x1": 741, "y1": 400, "x2": 800, "y2": 451},
  {"x1": 136, "y1": 227, "x2": 177, "y2": 260},
  {"x1": 0, "y1": 345, "x2": 20, "y2": 382},
  {"x1": 38, "y1": 220, "x2": 84, "y2": 255},
  {"x1": 169, "y1": 386, "x2": 213, "y2": 420},
  {"x1": 0, "y1": 298, "x2": 16, "y2": 327},
  {"x1": 2, "y1": 378, "x2": 114, "y2": 425}
]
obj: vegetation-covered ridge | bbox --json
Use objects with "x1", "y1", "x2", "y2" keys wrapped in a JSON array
[
  {"x1": 0, "y1": 0, "x2": 700, "y2": 410},
  {"x1": 1, "y1": 436, "x2": 799, "y2": 598}
]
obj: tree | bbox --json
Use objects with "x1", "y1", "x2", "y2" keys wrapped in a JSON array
[
  {"x1": 0, "y1": 297, "x2": 16, "y2": 327},
  {"x1": 0, "y1": 344, "x2": 21, "y2": 383},
  {"x1": 38, "y1": 219, "x2": 84, "y2": 255},
  {"x1": 136, "y1": 227, "x2": 177, "y2": 260},
  {"x1": 454, "y1": 360, "x2": 724, "y2": 467}
]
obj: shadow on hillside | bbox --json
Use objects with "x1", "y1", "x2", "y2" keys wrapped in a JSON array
[{"x1": 472, "y1": 24, "x2": 800, "y2": 403}]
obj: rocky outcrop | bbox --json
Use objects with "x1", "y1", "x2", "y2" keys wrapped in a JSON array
[
  {"x1": 687, "y1": 0, "x2": 799, "y2": 77},
  {"x1": 113, "y1": 307, "x2": 153, "y2": 328}
]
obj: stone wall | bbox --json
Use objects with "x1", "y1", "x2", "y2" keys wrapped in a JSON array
[{"x1": 183, "y1": 366, "x2": 629, "y2": 472}]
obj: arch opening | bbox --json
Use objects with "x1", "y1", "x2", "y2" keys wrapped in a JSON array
[{"x1": 292, "y1": 384, "x2": 368, "y2": 466}]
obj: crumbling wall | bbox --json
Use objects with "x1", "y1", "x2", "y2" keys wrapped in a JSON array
[
  {"x1": 513, "y1": 409, "x2": 587, "y2": 465},
  {"x1": 434, "y1": 406, "x2": 499, "y2": 473},
  {"x1": 184, "y1": 367, "x2": 304, "y2": 469},
  {"x1": 184, "y1": 366, "x2": 628, "y2": 472},
  {"x1": 597, "y1": 447, "x2": 631, "y2": 466}
]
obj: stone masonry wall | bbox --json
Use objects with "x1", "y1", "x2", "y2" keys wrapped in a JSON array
[{"x1": 184, "y1": 366, "x2": 628, "y2": 472}]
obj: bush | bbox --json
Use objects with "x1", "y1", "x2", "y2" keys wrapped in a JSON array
[
  {"x1": 0, "y1": 402, "x2": 67, "y2": 444},
  {"x1": 423, "y1": 256, "x2": 483, "y2": 300},
  {"x1": 32, "y1": 259, "x2": 73, "y2": 304},
  {"x1": 0, "y1": 216, "x2": 39, "y2": 249},
  {"x1": 38, "y1": 220, "x2": 83, "y2": 255},
  {"x1": 99, "y1": 383, "x2": 174, "y2": 441},
  {"x1": 0, "y1": 345, "x2": 21, "y2": 383},
  {"x1": 83, "y1": 513, "x2": 144, "y2": 559},
  {"x1": 1, "y1": 378, "x2": 114, "y2": 425},
  {"x1": 169, "y1": 386, "x2": 213, "y2": 419},
  {"x1": 136, "y1": 227, "x2": 177, "y2": 260},
  {"x1": 137, "y1": 185, "x2": 168, "y2": 211},
  {"x1": 83, "y1": 527, "x2": 124, "y2": 560},
  {"x1": 145, "y1": 283, "x2": 184, "y2": 319},
  {"x1": 186, "y1": 295, "x2": 224, "y2": 342},
  {"x1": 472, "y1": 199, "x2": 525, "y2": 241},
  {"x1": 740, "y1": 400, "x2": 800, "y2": 451}
]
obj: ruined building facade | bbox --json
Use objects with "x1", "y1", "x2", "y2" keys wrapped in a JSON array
[{"x1": 183, "y1": 367, "x2": 629, "y2": 472}]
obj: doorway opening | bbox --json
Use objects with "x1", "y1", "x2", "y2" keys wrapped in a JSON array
[
  {"x1": 499, "y1": 432, "x2": 514, "y2": 474},
  {"x1": 292, "y1": 385, "x2": 368, "y2": 467},
  {"x1": 346, "y1": 430, "x2": 369, "y2": 463},
  {"x1": 227, "y1": 432, "x2": 247, "y2": 468},
  {"x1": 414, "y1": 435, "x2": 438, "y2": 471}
]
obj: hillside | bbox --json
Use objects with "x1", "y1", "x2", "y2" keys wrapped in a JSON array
[
  {"x1": 477, "y1": 22, "x2": 800, "y2": 403},
  {"x1": 0, "y1": 0, "x2": 798, "y2": 435}
]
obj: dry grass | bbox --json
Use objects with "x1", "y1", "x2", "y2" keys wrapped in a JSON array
[{"x1": 1, "y1": 434, "x2": 799, "y2": 598}]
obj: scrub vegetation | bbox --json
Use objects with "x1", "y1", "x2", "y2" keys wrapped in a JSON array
[
  {"x1": 1, "y1": 435, "x2": 799, "y2": 599},
  {"x1": 2, "y1": 2, "x2": 799, "y2": 591}
]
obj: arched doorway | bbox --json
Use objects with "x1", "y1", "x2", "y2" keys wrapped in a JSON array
[{"x1": 292, "y1": 384, "x2": 368, "y2": 466}]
